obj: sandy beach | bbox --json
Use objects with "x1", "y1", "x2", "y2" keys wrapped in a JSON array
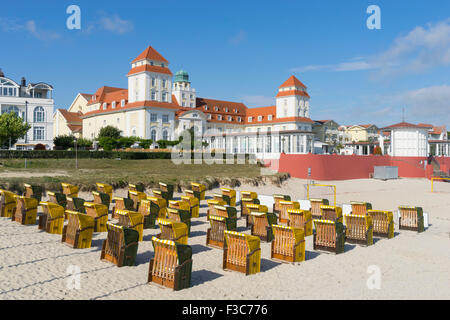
[{"x1": 1, "y1": 177, "x2": 449, "y2": 300}]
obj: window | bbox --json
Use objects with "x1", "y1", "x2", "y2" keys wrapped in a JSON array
[
  {"x1": 112, "y1": 101, "x2": 116, "y2": 109},
  {"x1": 208, "y1": 114, "x2": 212, "y2": 120},
  {"x1": 204, "y1": 105, "x2": 209, "y2": 110},
  {"x1": 151, "y1": 129, "x2": 157, "y2": 141},
  {"x1": 218, "y1": 115, "x2": 222, "y2": 121},
  {"x1": 151, "y1": 113, "x2": 157, "y2": 122},
  {"x1": 121, "y1": 99, "x2": 125, "y2": 107},
  {"x1": 162, "y1": 115, "x2": 169, "y2": 123},
  {"x1": 225, "y1": 108, "x2": 228, "y2": 112},
  {"x1": 228, "y1": 116, "x2": 232, "y2": 121},
  {"x1": 161, "y1": 63, "x2": 165, "y2": 68},
  {"x1": 182, "y1": 93, "x2": 185, "y2": 98},
  {"x1": 2, "y1": 105, "x2": 20, "y2": 116},
  {"x1": 162, "y1": 80, "x2": 166, "y2": 88},
  {"x1": 151, "y1": 78, "x2": 156, "y2": 87},
  {"x1": 214, "y1": 106, "x2": 219, "y2": 111},
  {"x1": 151, "y1": 91, "x2": 156, "y2": 100},
  {"x1": 248, "y1": 117, "x2": 253, "y2": 122},
  {"x1": 162, "y1": 130, "x2": 168, "y2": 140},
  {"x1": 268, "y1": 115, "x2": 273, "y2": 121},
  {"x1": 257, "y1": 116, "x2": 262, "y2": 122},
  {"x1": 234, "y1": 109, "x2": 238, "y2": 113},
  {"x1": 162, "y1": 92, "x2": 167, "y2": 101},
  {"x1": 103, "y1": 103, "x2": 107, "y2": 110},
  {"x1": 33, "y1": 126, "x2": 45, "y2": 141},
  {"x1": 33, "y1": 106, "x2": 45, "y2": 122},
  {"x1": 150, "y1": 61, "x2": 154, "y2": 66},
  {"x1": 190, "y1": 102, "x2": 194, "y2": 107},
  {"x1": 237, "y1": 117, "x2": 242, "y2": 122}
]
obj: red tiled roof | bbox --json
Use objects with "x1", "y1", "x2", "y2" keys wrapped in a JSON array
[
  {"x1": 58, "y1": 109, "x2": 82, "y2": 124},
  {"x1": 132, "y1": 46, "x2": 169, "y2": 64},
  {"x1": 127, "y1": 64, "x2": 172, "y2": 76},
  {"x1": 80, "y1": 93, "x2": 93, "y2": 101},
  {"x1": 279, "y1": 75, "x2": 307, "y2": 89},
  {"x1": 275, "y1": 90, "x2": 310, "y2": 98},
  {"x1": 67, "y1": 124, "x2": 82, "y2": 133},
  {"x1": 417, "y1": 123, "x2": 433, "y2": 128},
  {"x1": 382, "y1": 122, "x2": 433, "y2": 130}
]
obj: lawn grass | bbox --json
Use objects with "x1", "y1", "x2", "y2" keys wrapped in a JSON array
[{"x1": 0, "y1": 158, "x2": 278, "y2": 193}]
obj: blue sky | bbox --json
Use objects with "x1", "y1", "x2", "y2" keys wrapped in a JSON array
[{"x1": 1, "y1": 0, "x2": 449, "y2": 128}]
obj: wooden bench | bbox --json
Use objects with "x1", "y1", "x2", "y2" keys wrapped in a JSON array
[
  {"x1": 66, "y1": 197, "x2": 86, "y2": 214},
  {"x1": 313, "y1": 220, "x2": 345, "y2": 254},
  {"x1": 47, "y1": 191, "x2": 67, "y2": 209},
  {"x1": 206, "y1": 200, "x2": 226, "y2": 220},
  {"x1": 100, "y1": 222, "x2": 139, "y2": 267},
  {"x1": 38, "y1": 202, "x2": 65, "y2": 234},
  {"x1": 128, "y1": 190, "x2": 147, "y2": 211},
  {"x1": 223, "y1": 231, "x2": 261, "y2": 275},
  {"x1": 116, "y1": 209, "x2": 144, "y2": 242},
  {"x1": 181, "y1": 196, "x2": 200, "y2": 218},
  {"x1": 167, "y1": 206, "x2": 191, "y2": 235},
  {"x1": 287, "y1": 209, "x2": 313, "y2": 236},
  {"x1": 0, "y1": 189, "x2": 17, "y2": 218},
  {"x1": 62, "y1": 211, "x2": 95, "y2": 249},
  {"x1": 24, "y1": 184, "x2": 43, "y2": 202},
  {"x1": 156, "y1": 218, "x2": 188, "y2": 245},
  {"x1": 92, "y1": 191, "x2": 110, "y2": 207},
  {"x1": 273, "y1": 194, "x2": 291, "y2": 216},
  {"x1": 368, "y1": 210, "x2": 394, "y2": 239},
  {"x1": 398, "y1": 206, "x2": 425, "y2": 233},
  {"x1": 61, "y1": 183, "x2": 79, "y2": 198},
  {"x1": 12, "y1": 196, "x2": 38, "y2": 225},
  {"x1": 206, "y1": 215, "x2": 237, "y2": 249},
  {"x1": 245, "y1": 204, "x2": 268, "y2": 228},
  {"x1": 147, "y1": 196, "x2": 167, "y2": 219},
  {"x1": 138, "y1": 199, "x2": 159, "y2": 229},
  {"x1": 250, "y1": 211, "x2": 277, "y2": 242},
  {"x1": 84, "y1": 202, "x2": 109, "y2": 232},
  {"x1": 350, "y1": 201, "x2": 372, "y2": 216},
  {"x1": 220, "y1": 188, "x2": 237, "y2": 206},
  {"x1": 271, "y1": 224, "x2": 305, "y2": 263},
  {"x1": 112, "y1": 197, "x2": 134, "y2": 219},
  {"x1": 320, "y1": 205, "x2": 343, "y2": 223},
  {"x1": 278, "y1": 200, "x2": 300, "y2": 225},
  {"x1": 148, "y1": 237, "x2": 192, "y2": 291},
  {"x1": 344, "y1": 214, "x2": 374, "y2": 246},
  {"x1": 309, "y1": 198, "x2": 329, "y2": 220}
]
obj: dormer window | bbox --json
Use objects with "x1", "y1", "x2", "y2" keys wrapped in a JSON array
[
  {"x1": 268, "y1": 115, "x2": 273, "y2": 121},
  {"x1": 215, "y1": 106, "x2": 219, "y2": 111},
  {"x1": 121, "y1": 99, "x2": 125, "y2": 107},
  {"x1": 161, "y1": 63, "x2": 165, "y2": 68},
  {"x1": 150, "y1": 61, "x2": 154, "y2": 66},
  {"x1": 228, "y1": 116, "x2": 232, "y2": 121},
  {"x1": 218, "y1": 115, "x2": 222, "y2": 121},
  {"x1": 248, "y1": 117, "x2": 253, "y2": 122},
  {"x1": 103, "y1": 103, "x2": 107, "y2": 110},
  {"x1": 234, "y1": 109, "x2": 238, "y2": 113},
  {"x1": 112, "y1": 101, "x2": 116, "y2": 109},
  {"x1": 257, "y1": 116, "x2": 262, "y2": 122},
  {"x1": 237, "y1": 117, "x2": 242, "y2": 122}
]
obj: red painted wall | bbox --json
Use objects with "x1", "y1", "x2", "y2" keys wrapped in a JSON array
[{"x1": 277, "y1": 153, "x2": 438, "y2": 180}]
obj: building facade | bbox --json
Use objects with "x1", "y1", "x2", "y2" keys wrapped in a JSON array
[{"x1": 0, "y1": 69, "x2": 54, "y2": 149}]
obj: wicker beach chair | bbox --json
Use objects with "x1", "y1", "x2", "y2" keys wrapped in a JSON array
[
  {"x1": 84, "y1": 202, "x2": 109, "y2": 232},
  {"x1": 128, "y1": 183, "x2": 145, "y2": 194},
  {"x1": 112, "y1": 197, "x2": 134, "y2": 219},
  {"x1": 96, "y1": 183, "x2": 113, "y2": 200},
  {"x1": 62, "y1": 211, "x2": 95, "y2": 249},
  {"x1": 313, "y1": 219, "x2": 345, "y2": 254},
  {"x1": 287, "y1": 209, "x2": 313, "y2": 236},
  {"x1": 220, "y1": 188, "x2": 237, "y2": 206},
  {"x1": 206, "y1": 199, "x2": 227, "y2": 220},
  {"x1": 148, "y1": 237, "x2": 193, "y2": 291},
  {"x1": 100, "y1": 222, "x2": 139, "y2": 267},
  {"x1": 320, "y1": 205, "x2": 343, "y2": 223},
  {"x1": 213, "y1": 193, "x2": 224, "y2": 203},
  {"x1": 240, "y1": 196, "x2": 260, "y2": 219},
  {"x1": 223, "y1": 231, "x2": 261, "y2": 275},
  {"x1": 271, "y1": 224, "x2": 305, "y2": 263},
  {"x1": 0, "y1": 189, "x2": 17, "y2": 218},
  {"x1": 116, "y1": 209, "x2": 144, "y2": 242},
  {"x1": 350, "y1": 201, "x2": 372, "y2": 216},
  {"x1": 47, "y1": 191, "x2": 67, "y2": 209},
  {"x1": 38, "y1": 202, "x2": 65, "y2": 234},
  {"x1": 138, "y1": 199, "x2": 159, "y2": 229},
  {"x1": 278, "y1": 200, "x2": 300, "y2": 225},
  {"x1": 206, "y1": 215, "x2": 237, "y2": 249},
  {"x1": 245, "y1": 203, "x2": 268, "y2": 228},
  {"x1": 368, "y1": 210, "x2": 394, "y2": 239},
  {"x1": 147, "y1": 196, "x2": 167, "y2": 219},
  {"x1": 66, "y1": 197, "x2": 86, "y2": 214},
  {"x1": 156, "y1": 182, "x2": 174, "y2": 202},
  {"x1": 273, "y1": 194, "x2": 291, "y2": 215},
  {"x1": 128, "y1": 190, "x2": 147, "y2": 211},
  {"x1": 398, "y1": 206, "x2": 425, "y2": 233},
  {"x1": 344, "y1": 214, "x2": 374, "y2": 246},
  {"x1": 92, "y1": 191, "x2": 111, "y2": 207},
  {"x1": 12, "y1": 196, "x2": 38, "y2": 225},
  {"x1": 61, "y1": 183, "x2": 78, "y2": 198},
  {"x1": 310, "y1": 198, "x2": 329, "y2": 220},
  {"x1": 189, "y1": 182, "x2": 206, "y2": 201},
  {"x1": 167, "y1": 206, "x2": 191, "y2": 235},
  {"x1": 24, "y1": 184, "x2": 43, "y2": 202},
  {"x1": 250, "y1": 211, "x2": 278, "y2": 242},
  {"x1": 181, "y1": 196, "x2": 200, "y2": 218},
  {"x1": 156, "y1": 218, "x2": 189, "y2": 245}
]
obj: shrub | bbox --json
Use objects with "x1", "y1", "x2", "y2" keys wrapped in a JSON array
[
  {"x1": 77, "y1": 138, "x2": 93, "y2": 149},
  {"x1": 98, "y1": 126, "x2": 122, "y2": 140},
  {"x1": 98, "y1": 137, "x2": 119, "y2": 151},
  {"x1": 53, "y1": 135, "x2": 75, "y2": 150}
]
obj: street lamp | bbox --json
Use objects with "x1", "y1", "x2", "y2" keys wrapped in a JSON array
[{"x1": 74, "y1": 137, "x2": 78, "y2": 170}]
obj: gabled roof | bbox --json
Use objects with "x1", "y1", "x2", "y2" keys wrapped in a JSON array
[
  {"x1": 132, "y1": 46, "x2": 169, "y2": 64},
  {"x1": 279, "y1": 75, "x2": 307, "y2": 89},
  {"x1": 58, "y1": 109, "x2": 82, "y2": 124},
  {"x1": 382, "y1": 122, "x2": 433, "y2": 130},
  {"x1": 87, "y1": 86, "x2": 127, "y2": 106}
]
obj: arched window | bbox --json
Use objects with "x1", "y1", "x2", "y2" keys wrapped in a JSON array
[
  {"x1": 34, "y1": 106, "x2": 45, "y2": 122},
  {"x1": 162, "y1": 130, "x2": 168, "y2": 140},
  {"x1": 151, "y1": 129, "x2": 157, "y2": 141}
]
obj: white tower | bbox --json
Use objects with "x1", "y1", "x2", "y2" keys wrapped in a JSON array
[
  {"x1": 275, "y1": 75, "x2": 310, "y2": 119},
  {"x1": 127, "y1": 45, "x2": 173, "y2": 103},
  {"x1": 172, "y1": 70, "x2": 196, "y2": 108}
]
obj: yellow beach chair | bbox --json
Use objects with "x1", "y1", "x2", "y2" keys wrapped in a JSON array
[
  {"x1": 96, "y1": 183, "x2": 113, "y2": 200},
  {"x1": 0, "y1": 189, "x2": 17, "y2": 218},
  {"x1": 39, "y1": 201, "x2": 65, "y2": 234},
  {"x1": 181, "y1": 196, "x2": 200, "y2": 218},
  {"x1": 156, "y1": 218, "x2": 188, "y2": 245},
  {"x1": 206, "y1": 215, "x2": 237, "y2": 249},
  {"x1": 116, "y1": 209, "x2": 144, "y2": 242},
  {"x1": 313, "y1": 219, "x2": 345, "y2": 254},
  {"x1": 61, "y1": 183, "x2": 78, "y2": 198},
  {"x1": 47, "y1": 191, "x2": 67, "y2": 209},
  {"x1": 309, "y1": 198, "x2": 329, "y2": 220},
  {"x1": 278, "y1": 200, "x2": 300, "y2": 225},
  {"x1": 92, "y1": 191, "x2": 111, "y2": 207},
  {"x1": 250, "y1": 211, "x2": 278, "y2": 242},
  {"x1": 320, "y1": 205, "x2": 343, "y2": 223},
  {"x1": 138, "y1": 199, "x2": 159, "y2": 229},
  {"x1": 206, "y1": 199, "x2": 226, "y2": 220},
  {"x1": 12, "y1": 196, "x2": 38, "y2": 225},
  {"x1": 147, "y1": 196, "x2": 167, "y2": 219},
  {"x1": 344, "y1": 214, "x2": 374, "y2": 246},
  {"x1": 100, "y1": 222, "x2": 139, "y2": 267},
  {"x1": 62, "y1": 211, "x2": 95, "y2": 249},
  {"x1": 24, "y1": 184, "x2": 43, "y2": 202},
  {"x1": 350, "y1": 201, "x2": 372, "y2": 216},
  {"x1": 190, "y1": 182, "x2": 206, "y2": 201},
  {"x1": 84, "y1": 202, "x2": 109, "y2": 232},
  {"x1": 129, "y1": 190, "x2": 147, "y2": 211},
  {"x1": 368, "y1": 210, "x2": 394, "y2": 239},
  {"x1": 273, "y1": 194, "x2": 291, "y2": 216},
  {"x1": 271, "y1": 224, "x2": 305, "y2": 263},
  {"x1": 287, "y1": 209, "x2": 313, "y2": 236},
  {"x1": 398, "y1": 206, "x2": 425, "y2": 233},
  {"x1": 245, "y1": 203, "x2": 268, "y2": 228},
  {"x1": 223, "y1": 231, "x2": 261, "y2": 275}
]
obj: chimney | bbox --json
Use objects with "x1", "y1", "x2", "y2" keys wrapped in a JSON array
[
  {"x1": 21, "y1": 77, "x2": 26, "y2": 86},
  {"x1": 0, "y1": 68, "x2": 4, "y2": 77}
]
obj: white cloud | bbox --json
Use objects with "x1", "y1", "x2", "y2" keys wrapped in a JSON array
[
  {"x1": 0, "y1": 18, "x2": 60, "y2": 41},
  {"x1": 229, "y1": 30, "x2": 247, "y2": 45},
  {"x1": 99, "y1": 13, "x2": 134, "y2": 34},
  {"x1": 242, "y1": 95, "x2": 275, "y2": 107}
]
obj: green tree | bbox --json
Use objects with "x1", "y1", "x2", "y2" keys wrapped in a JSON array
[
  {"x1": 98, "y1": 136, "x2": 119, "y2": 151},
  {"x1": 53, "y1": 135, "x2": 75, "y2": 150},
  {"x1": 0, "y1": 112, "x2": 31, "y2": 149},
  {"x1": 76, "y1": 138, "x2": 93, "y2": 149},
  {"x1": 98, "y1": 125, "x2": 122, "y2": 140}
]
